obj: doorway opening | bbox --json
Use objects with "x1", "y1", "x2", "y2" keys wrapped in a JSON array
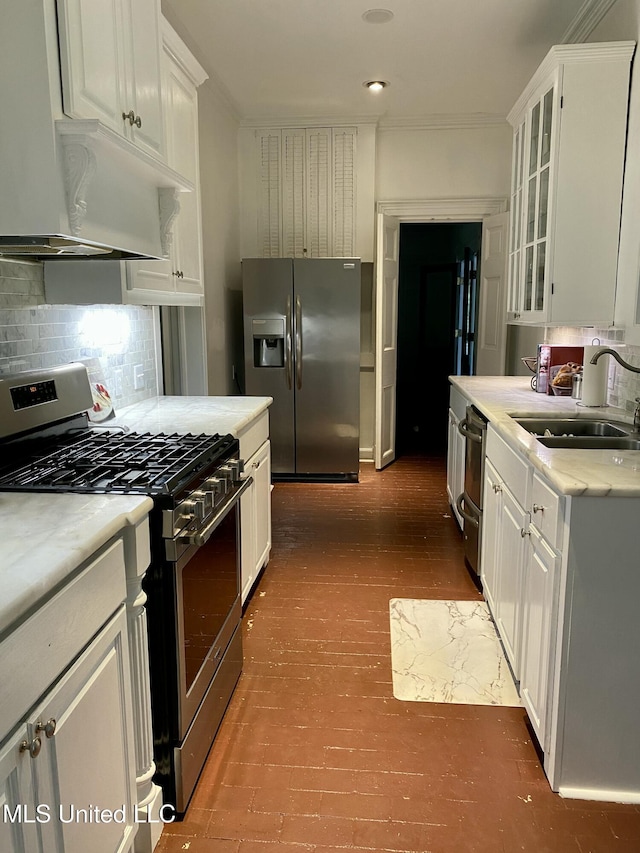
[{"x1": 395, "y1": 222, "x2": 482, "y2": 457}]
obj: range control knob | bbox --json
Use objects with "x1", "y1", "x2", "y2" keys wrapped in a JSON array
[
  {"x1": 220, "y1": 459, "x2": 244, "y2": 482},
  {"x1": 204, "y1": 476, "x2": 228, "y2": 500},
  {"x1": 182, "y1": 490, "x2": 207, "y2": 521},
  {"x1": 218, "y1": 465, "x2": 235, "y2": 484},
  {"x1": 229, "y1": 458, "x2": 245, "y2": 478}
]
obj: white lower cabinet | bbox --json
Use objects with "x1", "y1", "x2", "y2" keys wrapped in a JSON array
[
  {"x1": 447, "y1": 385, "x2": 469, "y2": 529},
  {"x1": 446, "y1": 408, "x2": 465, "y2": 528},
  {"x1": 240, "y1": 438, "x2": 272, "y2": 604},
  {"x1": 482, "y1": 429, "x2": 563, "y2": 735},
  {"x1": 451, "y1": 389, "x2": 640, "y2": 800},
  {"x1": 481, "y1": 457, "x2": 527, "y2": 680},
  {"x1": 479, "y1": 459, "x2": 501, "y2": 615},
  {"x1": 481, "y1": 426, "x2": 640, "y2": 800},
  {"x1": 0, "y1": 524, "x2": 155, "y2": 852},
  {"x1": 494, "y1": 484, "x2": 528, "y2": 678},
  {"x1": 0, "y1": 607, "x2": 136, "y2": 853},
  {"x1": 519, "y1": 524, "x2": 559, "y2": 750},
  {"x1": 0, "y1": 729, "x2": 39, "y2": 852}
]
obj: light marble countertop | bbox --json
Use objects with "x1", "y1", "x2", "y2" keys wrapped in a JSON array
[
  {"x1": 111, "y1": 395, "x2": 272, "y2": 437},
  {"x1": 450, "y1": 376, "x2": 640, "y2": 497},
  {"x1": 0, "y1": 492, "x2": 152, "y2": 636},
  {"x1": 0, "y1": 396, "x2": 270, "y2": 638}
]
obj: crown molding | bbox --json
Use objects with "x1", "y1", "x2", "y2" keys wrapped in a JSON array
[
  {"x1": 562, "y1": 0, "x2": 620, "y2": 43},
  {"x1": 507, "y1": 40, "x2": 635, "y2": 126},
  {"x1": 240, "y1": 114, "x2": 380, "y2": 129},
  {"x1": 161, "y1": 18, "x2": 208, "y2": 87},
  {"x1": 239, "y1": 112, "x2": 510, "y2": 131},
  {"x1": 376, "y1": 197, "x2": 508, "y2": 221},
  {"x1": 378, "y1": 113, "x2": 508, "y2": 131},
  {"x1": 200, "y1": 70, "x2": 243, "y2": 123}
]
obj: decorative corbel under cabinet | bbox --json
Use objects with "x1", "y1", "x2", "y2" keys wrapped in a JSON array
[{"x1": 56, "y1": 119, "x2": 194, "y2": 255}]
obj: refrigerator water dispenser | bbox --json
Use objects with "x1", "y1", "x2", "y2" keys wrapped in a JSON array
[{"x1": 253, "y1": 319, "x2": 284, "y2": 367}]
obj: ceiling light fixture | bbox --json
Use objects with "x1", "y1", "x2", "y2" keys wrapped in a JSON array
[
  {"x1": 362, "y1": 9, "x2": 394, "y2": 24},
  {"x1": 364, "y1": 80, "x2": 389, "y2": 92}
]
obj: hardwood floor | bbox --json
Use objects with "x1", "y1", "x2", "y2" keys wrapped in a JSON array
[{"x1": 157, "y1": 455, "x2": 640, "y2": 852}]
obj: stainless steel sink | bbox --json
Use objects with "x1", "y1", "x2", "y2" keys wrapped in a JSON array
[
  {"x1": 513, "y1": 417, "x2": 640, "y2": 450},
  {"x1": 515, "y1": 418, "x2": 630, "y2": 437},
  {"x1": 536, "y1": 436, "x2": 640, "y2": 450}
]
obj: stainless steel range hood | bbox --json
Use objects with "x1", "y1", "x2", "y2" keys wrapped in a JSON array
[{"x1": 0, "y1": 236, "x2": 162, "y2": 261}]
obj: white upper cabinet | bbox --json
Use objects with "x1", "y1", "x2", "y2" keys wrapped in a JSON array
[
  {"x1": 125, "y1": 20, "x2": 207, "y2": 306},
  {"x1": 57, "y1": 0, "x2": 165, "y2": 160},
  {"x1": 45, "y1": 22, "x2": 207, "y2": 308},
  {"x1": 507, "y1": 42, "x2": 634, "y2": 326}
]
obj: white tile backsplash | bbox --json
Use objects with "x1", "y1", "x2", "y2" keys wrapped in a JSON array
[
  {"x1": 0, "y1": 260, "x2": 159, "y2": 410},
  {"x1": 546, "y1": 326, "x2": 640, "y2": 416}
]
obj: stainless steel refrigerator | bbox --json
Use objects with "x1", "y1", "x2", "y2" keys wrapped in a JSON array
[{"x1": 242, "y1": 258, "x2": 361, "y2": 480}]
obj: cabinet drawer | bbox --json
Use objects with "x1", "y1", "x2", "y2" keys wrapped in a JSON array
[
  {"x1": 449, "y1": 385, "x2": 469, "y2": 422},
  {"x1": 486, "y1": 426, "x2": 531, "y2": 509},
  {"x1": 238, "y1": 410, "x2": 269, "y2": 460},
  {"x1": 531, "y1": 473, "x2": 563, "y2": 549},
  {"x1": 0, "y1": 539, "x2": 126, "y2": 737}
]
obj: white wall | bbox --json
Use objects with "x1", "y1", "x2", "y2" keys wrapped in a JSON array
[
  {"x1": 376, "y1": 123, "x2": 512, "y2": 201},
  {"x1": 589, "y1": 1, "x2": 640, "y2": 344},
  {"x1": 198, "y1": 80, "x2": 243, "y2": 395}
]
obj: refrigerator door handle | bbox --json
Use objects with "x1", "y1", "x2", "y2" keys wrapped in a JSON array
[
  {"x1": 295, "y1": 295, "x2": 303, "y2": 390},
  {"x1": 285, "y1": 294, "x2": 293, "y2": 390}
]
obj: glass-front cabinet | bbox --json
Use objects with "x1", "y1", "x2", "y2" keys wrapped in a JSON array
[
  {"x1": 511, "y1": 83, "x2": 557, "y2": 323},
  {"x1": 507, "y1": 43, "x2": 634, "y2": 326},
  {"x1": 507, "y1": 122, "x2": 525, "y2": 317}
]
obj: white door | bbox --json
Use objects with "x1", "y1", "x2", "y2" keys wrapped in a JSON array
[
  {"x1": 476, "y1": 212, "x2": 508, "y2": 375},
  {"x1": 374, "y1": 212, "x2": 399, "y2": 470}
]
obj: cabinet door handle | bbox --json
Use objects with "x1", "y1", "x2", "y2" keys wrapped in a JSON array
[
  {"x1": 492, "y1": 483, "x2": 502, "y2": 493},
  {"x1": 134, "y1": 114, "x2": 142, "y2": 128},
  {"x1": 36, "y1": 718, "x2": 57, "y2": 739},
  {"x1": 122, "y1": 109, "x2": 136, "y2": 126},
  {"x1": 532, "y1": 504, "x2": 545, "y2": 514},
  {"x1": 520, "y1": 527, "x2": 530, "y2": 538},
  {"x1": 19, "y1": 737, "x2": 42, "y2": 758},
  {"x1": 172, "y1": 270, "x2": 184, "y2": 279}
]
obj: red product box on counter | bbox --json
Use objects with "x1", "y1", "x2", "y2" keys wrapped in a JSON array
[{"x1": 536, "y1": 344, "x2": 584, "y2": 395}]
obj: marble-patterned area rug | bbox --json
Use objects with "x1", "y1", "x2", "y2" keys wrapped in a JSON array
[{"x1": 389, "y1": 598, "x2": 520, "y2": 706}]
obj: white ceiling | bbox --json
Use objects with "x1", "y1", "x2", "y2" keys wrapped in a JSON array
[{"x1": 161, "y1": 0, "x2": 608, "y2": 124}]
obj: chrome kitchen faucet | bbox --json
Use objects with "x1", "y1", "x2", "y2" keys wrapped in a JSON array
[{"x1": 589, "y1": 348, "x2": 640, "y2": 429}]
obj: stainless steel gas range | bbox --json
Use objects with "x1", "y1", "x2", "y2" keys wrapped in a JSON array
[{"x1": 0, "y1": 363, "x2": 251, "y2": 815}]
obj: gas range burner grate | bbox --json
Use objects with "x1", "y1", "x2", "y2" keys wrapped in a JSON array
[{"x1": 0, "y1": 430, "x2": 235, "y2": 496}]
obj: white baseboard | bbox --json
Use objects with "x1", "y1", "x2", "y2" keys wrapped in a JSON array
[{"x1": 559, "y1": 785, "x2": 640, "y2": 805}]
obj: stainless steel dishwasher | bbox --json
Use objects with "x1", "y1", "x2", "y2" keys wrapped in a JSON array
[{"x1": 455, "y1": 405, "x2": 488, "y2": 581}]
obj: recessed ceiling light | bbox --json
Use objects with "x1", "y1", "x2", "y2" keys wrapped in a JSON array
[
  {"x1": 362, "y1": 9, "x2": 394, "y2": 24},
  {"x1": 364, "y1": 80, "x2": 389, "y2": 92}
]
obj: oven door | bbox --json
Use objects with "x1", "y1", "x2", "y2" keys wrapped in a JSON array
[{"x1": 170, "y1": 477, "x2": 252, "y2": 739}]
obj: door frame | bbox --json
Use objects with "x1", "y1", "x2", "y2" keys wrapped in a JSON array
[{"x1": 373, "y1": 197, "x2": 507, "y2": 465}]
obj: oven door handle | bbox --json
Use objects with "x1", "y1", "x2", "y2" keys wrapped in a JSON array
[{"x1": 177, "y1": 476, "x2": 253, "y2": 547}]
